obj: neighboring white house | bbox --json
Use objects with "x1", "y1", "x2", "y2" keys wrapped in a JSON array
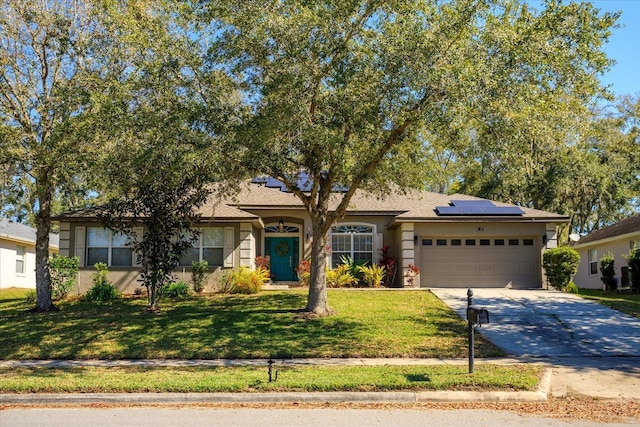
[
  {"x1": 55, "y1": 177, "x2": 568, "y2": 294},
  {"x1": 572, "y1": 214, "x2": 640, "y2": 289},
  {"x1": 0, "y1": 218, "x2": 59, "y2": 289}
]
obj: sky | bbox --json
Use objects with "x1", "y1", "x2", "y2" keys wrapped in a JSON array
[{"x1": 583, "y1": 0, "x2": 640, "y2": 98}]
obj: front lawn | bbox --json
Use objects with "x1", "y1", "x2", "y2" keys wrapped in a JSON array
[
  {"x1": 577, "y1": 289, "x2": 640, "y2": 319},
  {"x1": 0, "y1": 288, "x2": 503, "y2": 359},
  {"x1": 0, "y1": 364, "x2": 539, "y2": 393}
]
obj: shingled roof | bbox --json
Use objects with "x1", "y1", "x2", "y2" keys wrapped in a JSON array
[
  {"x1": 53, "y1": 181, "x2": 569, "y2": 224},
  {"x1": 574, "y1": 214, "x2": 640, "y2": 246},
  {"x1": 233, "y1": 182, "x2": 567, "y2": 218},
  {"x1": 0, "y1": 218, "x2": 59, "y2": 248}
]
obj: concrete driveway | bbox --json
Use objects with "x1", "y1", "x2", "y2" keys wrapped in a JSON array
[
  {"x1": 430, "y1": 288, "x2": 640, "y2": 357},
  {"x1": 430, "y1": 288, "x2": 640, "y2": 399}
]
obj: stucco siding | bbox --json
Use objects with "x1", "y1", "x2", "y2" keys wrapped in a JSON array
[
  {"x1": 574, "y1": 235, "x2": 640, "y2": 289},
  {"x1": 0, "y1": 239, "x2": 36, "y2": 289}
]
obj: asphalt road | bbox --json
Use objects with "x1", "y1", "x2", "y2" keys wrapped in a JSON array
[{"x1": 0, "y1": 407, "x2": 635, "y2": 427}]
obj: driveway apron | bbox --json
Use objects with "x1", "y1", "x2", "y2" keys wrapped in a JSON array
[{"x1": 430, "y1": 288, "x2": 640, "y2": 357}]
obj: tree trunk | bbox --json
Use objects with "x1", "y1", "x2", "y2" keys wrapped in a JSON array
[
  {"x1": 33, "y1": 173, "x2": 57, "y2": 312},
  {"x1": 149, "y1": 283, "x2": 159, "y2": 311},
  {"x1": 306, "y1": 220, "x2": 331, "y2": 316}
]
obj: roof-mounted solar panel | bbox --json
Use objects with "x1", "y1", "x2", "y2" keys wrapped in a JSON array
[
  {"x1": 251, "y1": 172, "x2": 347, "y2": 193},
  {"x1": 448, "y1": 200, "x2": 495, "y2": 207},
  {"x1": 435, "y1": 200, "x2": 524, "y2": 216}
]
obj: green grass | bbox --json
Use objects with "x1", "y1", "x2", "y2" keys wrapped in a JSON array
[
  {"x1": 578, "y1": 289, "x2": 640, "y2": 319},
  {"x1": 0, "y1": 288, "x2": 503, "y2": 360},
  {"x1": 0, "y1": 365, "x2": 540, "y2": 393}
]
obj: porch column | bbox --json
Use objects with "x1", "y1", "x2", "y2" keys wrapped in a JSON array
[
  {"x1": 400, "y1": 223, "x2": 416, "y2": 287},
  {"x1": 239, "y1": 223, "x2": 255, "y2": 268}
]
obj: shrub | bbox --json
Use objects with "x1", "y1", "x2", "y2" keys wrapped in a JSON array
[
  {"x1": 622, "y1": 248, "x2": 640, "y2": 292},
  {"x1": 227, "y1": 267, "x2": 267, "y2": 294},
  {"x1": 378, "y1": 245, "x2": 396, "y2": 287},
  {"x1": 191, "y1": 260, "x2": 210, "y2": 293},
  {"x1": 564, "y1": 281, "x2": 579, "y2": 294},
  {"x1": 254, "y1": 256, "x2": 271, "y2": 282},
  {"x1": 599, "y1": 252, "x2": 616, "y2": 291},
  {"x1": 216, "y1": 270, "x2": 236, "y2": 293},
  {"x1": 357, "y1": 264, "x2": 386, "y2": 287},
  {"x1": 542, "y1": 247, "x2": 580, "y2": 291},
  {"x1": 86, "y1": 263, "x2": 119, "y2": 302},
  {"x1": 25, "y1": 290, "x2": 36, "y2": 304},
  {"x1": 255, "y1": 256, "x2": 270, "y2": 270},
  {"x1": 162, "y1": 281, "x2": 192, "y2": 299},
  {"x1": 295, "y1": 260, "x2": 311, "y2": 286},
  {"x1": 404, "y1": 263, "x2": 420, "y2": 287},
  {"x1": 339, "y1": 255, "x2": 366, "y2": 283},
  {"x1": 48, "y1": 256, "x2": 79, "y2": 300},
  {"x1": 326, "y1": 265, "x2": 357, "y2": 288}
]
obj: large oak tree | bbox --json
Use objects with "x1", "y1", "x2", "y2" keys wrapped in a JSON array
[
  {"x1": 201, "y1": 0, "x2": 616, "y2": 316},
  {"x1": 0, "y1": 0, "x2": 117, "y2": 311}
]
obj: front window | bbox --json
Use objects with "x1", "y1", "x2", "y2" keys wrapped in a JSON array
[
  {"x1": 15, "y1": 246, "x2": 25, "y2": 274},
  {"x1": 179, "y1": 228, "x2": 225, "y2": 267},
  {"x1": 330, "y1": 224, "x2": 374, "y2": 267},
  {"x1": 588, "y1": 248, "x2": 598, "y2": 275},
  {"x1": 87, "y1": 227, "x2": 133, "y2": 267}
]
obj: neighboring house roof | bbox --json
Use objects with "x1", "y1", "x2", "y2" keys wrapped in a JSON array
[
  {"x1": 573, "y1": 214, "x2": 640, "y2": 247},
  {"x1": 0, "y1": 218, "x2": 60, "y2": 249},
  {"x1": 53, "y1": 181, "x2": 569, "y2": 225}
]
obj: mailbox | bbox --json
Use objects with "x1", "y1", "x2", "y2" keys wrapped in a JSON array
[{"x1": 466, "y1": 305, "x2": 489, "y2": 325}]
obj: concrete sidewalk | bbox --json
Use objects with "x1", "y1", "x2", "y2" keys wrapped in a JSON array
[{"x1": 0, "y1": 357, "x2": 553, "y2": 405}]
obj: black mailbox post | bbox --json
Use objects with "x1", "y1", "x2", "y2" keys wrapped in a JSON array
[
  {"x1": 466, "y1": 289, "x2": 489, "y2": 373},
  {"x1": 467, "y1": 305, "x2": 489, "y2": 325}
]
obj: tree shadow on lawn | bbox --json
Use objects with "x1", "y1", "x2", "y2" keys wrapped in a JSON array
[
  {"x1": 0, "y1": 292, "x2": 368, "y2": 359},
  {"x1": 0, "y1": 298, "x2": 152, "y2": 359},
  {"x1": 0, "y1": 292, "x2": 502, "y2": 360},
  {"x1": 143, "y1": 294, "x2": 368, "y2": 359}
]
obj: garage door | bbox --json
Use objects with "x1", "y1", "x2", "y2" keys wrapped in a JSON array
[{"x1": 419, "y1": 237, "x2": 540, "y2": 288}]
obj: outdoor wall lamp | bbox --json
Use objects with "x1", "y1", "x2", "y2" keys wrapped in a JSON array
[
  {"x1": 278, "y1": 219, "x2": 285, "y2": 233},
  {"x1": 306, "y1": 226, "x2": 312, "y2": 242}
]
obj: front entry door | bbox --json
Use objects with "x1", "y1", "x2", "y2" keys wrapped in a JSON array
[{"x1": 267, "y1": 237, "x2": 298, "y2": 281}]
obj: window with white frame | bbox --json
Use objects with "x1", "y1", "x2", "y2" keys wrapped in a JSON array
[
  {"x1": 15, "y1": 246, "x2": 25, "y2": 275},
  {"x1": 632, "y1": 240, "x2": 640, "y2": 255},
  {"x1": 87, "y1": 228, "x2": 133, "y2": 267},
  {"x1": 330, "y1": 224, "x2": 374, "y2": 267},
  {"x1": 588, "y1": 248, "x2": 598, "y2": 275},
  {"x1": 179, "y1": 228, "x2": 225, "y2": 267}
]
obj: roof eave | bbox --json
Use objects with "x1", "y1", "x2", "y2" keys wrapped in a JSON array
[
  {"x1": 388, "y1": 215, "x2": 570, "y2": 229},
  {"x1": 572, "y1": 230, "x2": 640, "y2": 249}
]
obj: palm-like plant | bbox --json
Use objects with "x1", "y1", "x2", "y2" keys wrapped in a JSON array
[{"x1": 357, "y1": 264, "x2": 387, "y2": 288}]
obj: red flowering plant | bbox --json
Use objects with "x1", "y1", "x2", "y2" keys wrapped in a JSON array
[
  {"x1": 255, "y1": 256, "x2": 270, "y2": 270},
  {"x1": 405, "y1": 263, "x2": 420, "y2": 287},
  {"x1": 254, "y1": 256, "x2": 270, "y2": 279},
  {"x1": 378, "y1": 245, "x2": 397, "y2": 287},
  {"x1": 295, "y1": 259, "x2": 311, "y2": 286}
]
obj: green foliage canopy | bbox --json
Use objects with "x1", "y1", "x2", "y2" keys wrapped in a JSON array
[{"x1": 200, "y1": 0, "x2": 616, "y2": 314}]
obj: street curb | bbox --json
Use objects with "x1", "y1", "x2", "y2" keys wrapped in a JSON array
[{"x1": 0, "y1": 369, "x2": 552, "y2": 405}]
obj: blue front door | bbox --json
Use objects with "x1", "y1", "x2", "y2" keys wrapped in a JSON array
[{"x1": 267, "y1": 237, "x2": 298, "y2": 281}]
